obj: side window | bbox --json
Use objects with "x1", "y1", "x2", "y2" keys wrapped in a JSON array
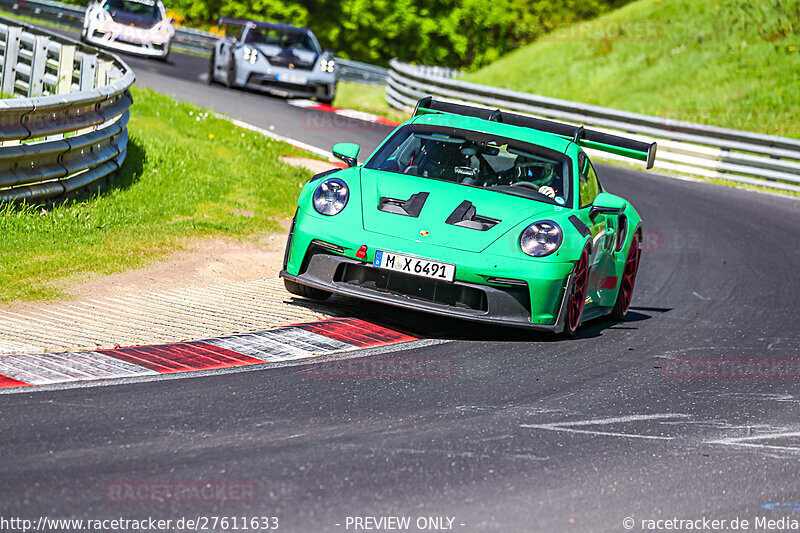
[{"x1": 579, "y1": 154, "x2": 600, "y2": 208}]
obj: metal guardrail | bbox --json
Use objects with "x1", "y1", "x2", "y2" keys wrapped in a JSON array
[
  {"x1": 387, "y1": 59, "x2": 800, "y2": 193},
  {"x1": 330, "y1": 57, "x2": 387, "y2": 86},
  {"x1": 0, "y1": 0, "x2": 389, "y2": 85},
  {"x1": 0, "y1": 14, "x2": 133, "y2": 202}
]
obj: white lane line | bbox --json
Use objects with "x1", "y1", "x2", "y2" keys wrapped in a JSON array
[
  {"x1": 706, "y1": 431, "x2": 800, "y2": 453},
  {"x1": 220, "y1": 115, "x2": 333, "y2": 160},
  {"x1": 521, "y1": 414, "x2": 691, "y2": 441}
]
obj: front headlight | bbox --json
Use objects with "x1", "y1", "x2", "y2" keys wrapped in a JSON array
[
  {"x1": 242, "y1": 46, "x2": 257, "y2": 64},
  {"x1": 520, "y1": 221, "x2": 563, "y2": 257},
  {"x1": 92, "y1": 8, "x2": 109, "y2": 23},
  {"x1": 313, "y1": 178, "x2": 349, "y2": 216},
  {"x1": 320, "y1": 59, "x2": 335, "y2": 73}
]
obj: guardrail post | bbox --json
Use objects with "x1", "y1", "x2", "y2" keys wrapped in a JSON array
[
  {"x1": 55, "y1": 44, "x2": 75, "y2": 94},
  {"x1": 1, "y1": 26, "x2": 22, "y2": 96},
  {"x1": 28, "y1": 35, "x2": 49, "y2": 97},
  {"x1": 78, "y1": 53, "x2": 97, "y2": 91},
  {"x1": 96, "y1": 59, "x2": 111, "y2": 88}
]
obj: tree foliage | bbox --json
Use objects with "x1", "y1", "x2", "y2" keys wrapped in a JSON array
[{"x1": 68, "y1": 0, "x2": 631, "y2": 68}]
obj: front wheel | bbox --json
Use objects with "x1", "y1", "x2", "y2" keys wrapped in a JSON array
[
  {"x1": 284, "y1": 278, "x2": 331, "y2": 301},
  {"x1": 206, "y1": 50, "x2": 216, "y2": 84},
  {"x1": 317, "y1": 82, "x2": 337, "y2": 105},
  {"x1": 561, "y1": 246, "x2": 590, "y2": 337},
  {"x1": 610, "y1": 233, "x2": 641, "y2": 321},
  {"x1": 224, "y1": 58, "x2": 236, "y2": 88}
]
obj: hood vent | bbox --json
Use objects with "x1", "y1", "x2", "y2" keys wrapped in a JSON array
[
  {"x1": 445, "y1": 201, "x2": 500, "y2": 231},
  {"x1": 378, "y1": 192, "x2": 429, "y2": 218}
]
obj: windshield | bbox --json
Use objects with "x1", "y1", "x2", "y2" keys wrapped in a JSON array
[
  {"x1": 245, "y1": 27, "x2": 319, "y2": 53},
  {"x1": 105, "y1": 0, "x2": 161, "y2": 20},
  {"x1": 365, "y1": 125, "x2": 571, "y2": 206}
]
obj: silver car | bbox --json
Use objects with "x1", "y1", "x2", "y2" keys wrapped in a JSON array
[{"x1": 208, "y1": 18, "x2": 337, "y2": 104}]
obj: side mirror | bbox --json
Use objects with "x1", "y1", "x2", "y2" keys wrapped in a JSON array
[
  {"x1": 590, "y1": 192, "x2": 627, "y2": 221},
  {"x1": 324, "y1": 48, "x2": 335, "y2": 56},
  {"x1": 332, "y1": 142, "x2": 360, "y2": 168}
]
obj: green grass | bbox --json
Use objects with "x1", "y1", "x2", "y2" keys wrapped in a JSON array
[
  {"x1": 465, "y1": 0, "x2": 800, "y2": 138},
  {"x1": 0, "y1": 87, "x2": 313, "y2": 303},
  {"x1": 332, "y1": 81, "x2": 409, "y2": 124}
]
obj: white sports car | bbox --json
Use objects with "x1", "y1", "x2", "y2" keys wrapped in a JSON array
[{"x1": 81, "y1": 0, "x2": 175, "y2": 60}]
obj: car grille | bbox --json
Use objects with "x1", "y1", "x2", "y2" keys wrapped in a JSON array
[
  {"x1": 265, "y1": 56, "x2": 315, "y2": 71},
  {"x1": 333, "y1": 263, "x2": 488, "y2": 312}
]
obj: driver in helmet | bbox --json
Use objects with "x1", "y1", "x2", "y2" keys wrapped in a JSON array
[{"x1": 512, "y1": 161, "x2": 561, "y2": 199}]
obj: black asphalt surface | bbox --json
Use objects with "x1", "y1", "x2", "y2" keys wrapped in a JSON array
[{"x1": 2, "y1": 41, "x2": 800, "y2": 532}]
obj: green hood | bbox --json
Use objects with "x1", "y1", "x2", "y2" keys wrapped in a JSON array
[{"x1": 359, "y1": 168, "x2": 557, "y2": 253}]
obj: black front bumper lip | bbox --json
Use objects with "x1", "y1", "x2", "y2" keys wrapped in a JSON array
[{"x1": 280, "y1": 255, "x2": 572, "y2": 332}]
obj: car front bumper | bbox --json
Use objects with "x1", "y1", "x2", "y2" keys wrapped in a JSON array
[
  {"x1": 234, "y1": 64, "x2": 336, "y2": 98},
  {"x1": 281, "y1": 212, "x2": 576, "y2": 332},
  {"x1": 84, "y1": 30, "x2": 170, "y2": 58}
]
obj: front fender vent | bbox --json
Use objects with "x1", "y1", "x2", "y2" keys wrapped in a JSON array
[{"x1": 445, "y1": 200, "x2": 500, "y2": 231}]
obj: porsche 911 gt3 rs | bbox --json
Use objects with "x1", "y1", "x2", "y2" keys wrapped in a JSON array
[
  {"x1": 281, "y1": 98, "x2": 657, "y2": 335},
  {"x1": 208, "y1": 18, "x2": 337, "y2": 103},
  {"x1": 81, "y1": 0, "x2": 174, "y2": 59}
]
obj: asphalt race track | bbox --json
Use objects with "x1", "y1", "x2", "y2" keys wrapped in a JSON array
[{"x1": 2, "y1": 43, "x2": 800, "y2": 532}]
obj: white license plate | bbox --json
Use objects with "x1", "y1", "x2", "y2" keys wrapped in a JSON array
[
  {"x1": 373, "y1": 250, "x2": 455, "y2": 282},
  {"x1": 277, "y1": 73, "x2": 308, "y2": 85}
]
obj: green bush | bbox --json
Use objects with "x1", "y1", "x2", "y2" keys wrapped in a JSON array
[{"x1": 61, "y1": 0, "x2": 630, "y2": 68}]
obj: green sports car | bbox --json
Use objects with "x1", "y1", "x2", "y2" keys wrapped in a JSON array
[{"x1": 280, "y1": 98, "x2": 657, "y2": 335}]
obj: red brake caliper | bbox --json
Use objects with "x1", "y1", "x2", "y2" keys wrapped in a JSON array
[{"x1": 568, "y1": 250, "x2": 589, "y2": 331}]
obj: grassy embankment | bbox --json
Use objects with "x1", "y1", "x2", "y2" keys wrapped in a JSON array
[
  {"x1": 0, "y1": 87, "x2": 314, "y2": 302},
  {"x1": 466, "y1": 0, "x2": 800, "y2": 138},
  {"x1": 337, "y1": 0, "x2": 800, "y2": 141}
]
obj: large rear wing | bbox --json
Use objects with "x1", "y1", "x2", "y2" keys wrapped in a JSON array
[
  {"x1": 217, "y1": 17, "x2": 311, "y2": 33},
  {"x1": 413, "y1": 97, "x2": 657, "y2": 170},
  {"x1": 217, "y1": 17, "x2": 256, "y2": 27}
]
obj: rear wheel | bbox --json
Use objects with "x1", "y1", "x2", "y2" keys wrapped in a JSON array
[
  {"x1": 611, "y1": 233, "x2": 641, "y2": 320},
  {"x1": 561, "y1": 246, "x2": 590, "y2": 337},
  {"x1": 284, "y1": 278, "x2": 331, "y2": 301}
]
